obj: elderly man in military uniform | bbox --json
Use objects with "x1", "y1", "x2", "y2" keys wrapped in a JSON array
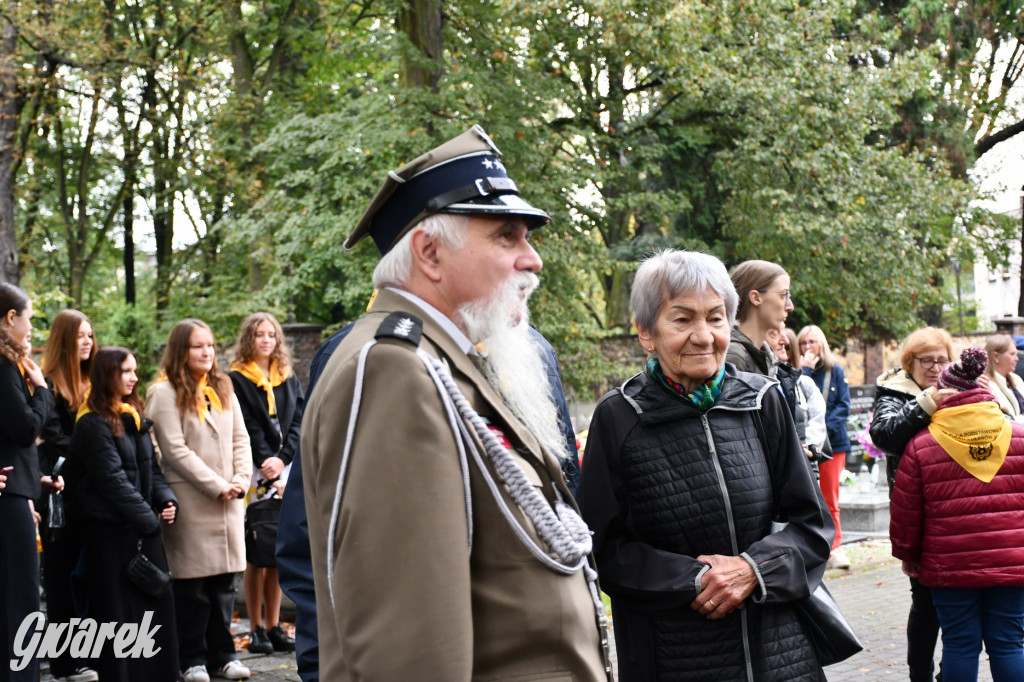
[{"x1": 302, "y1": 126, "x2": 610, "y2": 681}]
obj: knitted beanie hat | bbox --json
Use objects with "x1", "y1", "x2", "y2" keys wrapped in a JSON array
[{"x1": 938, "y1": 347, "x2": 988, "y2": 391}]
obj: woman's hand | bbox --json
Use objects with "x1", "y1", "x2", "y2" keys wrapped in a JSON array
[
  {"x1": 219, "y1": 482, "x2": 245, "y2": 501},
  {"x1": 801, "y1": 349, "x2": 819, "y2": 369},
  {"x1": 161, "y1": 501, "x2": 176, "y2": 524},
  {"x1": 21, "y1": 356, "x2": 45, "y2": 388},
  {"x1": 901, "y1": 560, "x2": 919, "y2": 578},
  {"x1": 976, "y1": 374, "x2": 991, "y2": 390},
  {"x1": 272, "y1": 479, "x2": 285, "y2": 497},
  {"x1": 691, "y1": 554, "x2": 758, "y2": 620},
  {"x1": 28, "y1": 498, "x2": 41, "y2": 525},
  {"x1": 260, "y1": 456, "x2": 285, "y2": 480},
  {"x1": 40, "y1": 475, "x2": 64, "y2": 492}
]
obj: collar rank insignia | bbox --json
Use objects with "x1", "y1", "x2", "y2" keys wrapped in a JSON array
[{"x1": 375, "y1": 311, "x2": 423, "y2": 346}]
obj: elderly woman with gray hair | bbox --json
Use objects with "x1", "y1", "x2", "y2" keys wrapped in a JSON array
[{"x1": 577, "y1": 249, "x2": 834, "y2": 681}]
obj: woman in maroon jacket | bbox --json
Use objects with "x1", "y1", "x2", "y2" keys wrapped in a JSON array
[{"x1": 891, "y1": 347, "x2": 1024, "y2": 682}]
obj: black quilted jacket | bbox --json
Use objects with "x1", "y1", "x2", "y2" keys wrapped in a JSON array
[{"x1": 578, "y1": 365, "x2": 833, "y2": 681}]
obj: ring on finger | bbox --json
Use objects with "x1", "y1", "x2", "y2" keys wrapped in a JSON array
[{"x1": 707, "y1": 599, "x2": 716, "y2": 608}]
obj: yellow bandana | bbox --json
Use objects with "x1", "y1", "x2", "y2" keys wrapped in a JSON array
[
  {"x1": 927, "y1": 402, "x2": 1012, "y2": 483},
  {"x1": 152, "y1": 371, "x2": 223, "y2": 424},
  {"x1": 16, "y1": 361, "x2": 33, "y2": 396},
  {"x1": 230, "y1": 360, "x2": 285, "y2": 415},
  {"x1": 76, "y1": 401, "x2": 142, "y2": 431},
  {"x1": 196, "y1": 374, "x2": 223, "y2": 424}
]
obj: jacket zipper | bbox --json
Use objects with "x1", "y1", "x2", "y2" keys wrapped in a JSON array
[{"x1": 701, "y1": 412, "x2": 755, "y2": 682}]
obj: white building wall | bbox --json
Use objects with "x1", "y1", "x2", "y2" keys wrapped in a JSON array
[{"x1": 974, "y1": 207, "x2": 1022, "y2": 327}]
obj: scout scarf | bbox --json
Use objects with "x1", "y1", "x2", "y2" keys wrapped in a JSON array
[
  {"x1": 76, "y1": 399, "x2": 142, "y2": 431},
  {"x1": 647, "y1": 356, "x2": 724, "y2": 411},
  {"x1": 229, "y1": 360, "x2": 285, "y2": 415},
  {"x1": 17, "y1": 361, "x2": 33, "y2": 395},
  {"x1": 153, "y1": 371, "x2": 223, "y2": 424},
  {"x1": 927, "y1": 401, "x2": 1012, "y2": 482}
]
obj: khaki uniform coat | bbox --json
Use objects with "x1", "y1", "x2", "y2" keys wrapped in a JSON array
[
  {"x1": 302, "y1": 289, "x2": 609, "y2": 682},
  {"x1": 146, "y1": 380, "x2": 252, "y2": 579}
]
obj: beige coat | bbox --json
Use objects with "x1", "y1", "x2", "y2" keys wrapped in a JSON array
[
  {"x1": 990, "y1": 371, "x2": 1024, "y2": 422},
  {"x1": 146, "y1": 380, "x2": 252, "y2": 579},
  {"x1": 302, "y1": 289, "x2": 609, "y2": 681}
]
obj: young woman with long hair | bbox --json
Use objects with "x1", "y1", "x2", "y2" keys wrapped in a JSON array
[
  {"x1": 797, "y1": 324, "x2": 852, "y2": 570},
  {"x1": 146, "y1": 319, "x2": 253, "y2": 682},
  {"x1": 0, "y1": 282, "x2": 53, "y2": 682},
  {"x1": 69, "y1": 346, "x2": 179, "y2": 681},
  {"x1": 229, "y1": 312, "x2": 303, "y2": 655},
  {"x1": 726, "y1": 259, "x2": 794, "y2": 374},
  {"x1": 38, "y1": 309, "x2": 98, "y2": 682}
]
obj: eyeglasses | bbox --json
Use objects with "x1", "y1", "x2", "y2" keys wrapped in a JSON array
[
  {"x1": 914, "y1": 357, "x2": 950, "y2": 369},
  {"x1": 757, "y1": 288, "x2": 791, "y2": 304},
  {"x1": 779, "y1": 344, "x2": 791, "y2": 350}
]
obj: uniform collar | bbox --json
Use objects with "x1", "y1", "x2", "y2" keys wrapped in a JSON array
[{"x1": 386, "y1": 287, "x2": 474, "y2": 355}]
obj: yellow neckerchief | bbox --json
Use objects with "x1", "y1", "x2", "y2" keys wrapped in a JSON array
[
  {"x1": 230, "y1": 360, "x2": 286, "y2": 415},
  {"x1": 152, "y1": 371, "x2": 223, "y2": 424},
  {"x1": 76, "y1": 400, "x2": 142, "y2": 431},
  {"x1": 927, "y1": 401, "x2": 1012, "y2": 482},
  {"x1": 16, "y1": 361, "x2": 33, "y2": 396}
]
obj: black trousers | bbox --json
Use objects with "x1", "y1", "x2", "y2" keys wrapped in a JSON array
[
  {"x1": 0, "y1": 495, "x2": 40, "y2": 682},
  {"x1": 908, "y1": 577, "x2": 942, "y2": 682},
  {"x1": 173, "y1": 573, "x2": 238, "y2": 670},
  {"x1": 41, "y1": 526, "x2": 86, "y2": 677}
]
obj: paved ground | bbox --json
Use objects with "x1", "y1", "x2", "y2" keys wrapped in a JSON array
[{"x1": 41, "y1": 537, "x2": 997, "y2": 681}]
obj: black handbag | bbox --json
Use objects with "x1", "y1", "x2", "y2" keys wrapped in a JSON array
[
  {"x1": 126, "y1": 540, "x2": 172, "y2": 599},
  {"x1": 245, "y1": 496, "x2": 282, "y2": 568},
  {"x1": 752, "y1": 411, "x2": 863, "y2": 666}
]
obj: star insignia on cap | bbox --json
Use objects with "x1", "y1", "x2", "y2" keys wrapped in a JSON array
[{"x1": 482, "y1": 158, "x2": 494, "y2": 170}]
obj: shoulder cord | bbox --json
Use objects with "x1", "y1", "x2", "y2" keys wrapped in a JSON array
[
  {"x1": 416, "y1": 349, "x2": 607, "y2": 633},
  {"x1": 326, "y1": 341, "x2": 605, "y2": 633},
  {"x1": 326, "y1": 340, "x2": 473, "y2": 606}
]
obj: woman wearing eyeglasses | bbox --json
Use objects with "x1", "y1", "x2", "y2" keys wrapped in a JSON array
[{"x1": 869, "y1": 325, "x2": 956, "y2": 682}]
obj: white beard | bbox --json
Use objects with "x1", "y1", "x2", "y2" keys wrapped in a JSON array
[{"x1": 457, "y1": 273, "x2": 571, "y2": 461}]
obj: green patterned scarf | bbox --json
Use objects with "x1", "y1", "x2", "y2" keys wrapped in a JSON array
[{"x1": 646, "y1": 357, "x2": 725, "y2": 411}]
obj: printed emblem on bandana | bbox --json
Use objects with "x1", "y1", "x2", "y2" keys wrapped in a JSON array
[{"x1": 970, "y1": 444, "x2": 993, "y2": 461}]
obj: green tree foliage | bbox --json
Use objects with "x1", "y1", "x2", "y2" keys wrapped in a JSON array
[{"x1": 6, "y1": 0, "x2": 1022, "y2": 396}]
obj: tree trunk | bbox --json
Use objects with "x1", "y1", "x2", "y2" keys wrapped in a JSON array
[
  {"x1": 0, "y1": 9, "x2": 21, "y2": 283},
  {"x1": 397, "y1": 0, "x2": 443, "y2": 90},
  {"x1": 123, "y1": 194, "x2": 135, "y2": 304}
]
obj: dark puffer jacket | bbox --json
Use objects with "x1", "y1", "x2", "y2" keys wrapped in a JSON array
[
  {"x1": 578, "y1": 365, "x2": 833, "y2": 681},
  {"x1": 68, "y1": 412, "x2": 176, "y2": 537},
  {"x1": 890, "y1": 388, "x2": 1024, "y2": 588},
  {"x1": 868, "y1": 369, "x2": 936, "y2": 494}
]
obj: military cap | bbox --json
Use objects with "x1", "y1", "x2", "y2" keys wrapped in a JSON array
[{"x1": 344, "y1": 125, "x2": 550, "y2": 255}]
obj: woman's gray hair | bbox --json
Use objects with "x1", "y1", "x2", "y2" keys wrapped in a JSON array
[
  {"x1": 372, "y1": 213, "x2": 470, "y2": 289},
  {"x1": 631, "y1": 249, "x2": 738, "y2": 331}
]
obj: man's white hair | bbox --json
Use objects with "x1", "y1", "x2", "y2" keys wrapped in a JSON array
[{"x1": 372, "y1": 213, "x2": 469, "y2": 289}]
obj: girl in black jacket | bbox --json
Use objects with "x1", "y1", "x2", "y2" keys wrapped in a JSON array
[
  {"x1": 68, "y1": 346, "x2": 179, "y2": 681},
  {"x1": 228, "y1": 312, "x2": 304, "y2": 654},
  {"x1": 38, "y1": 309, "x2": 97, "y2": 682},
  {"x1": 0, "y1": 283, "x2": 53, "y2": 682}
]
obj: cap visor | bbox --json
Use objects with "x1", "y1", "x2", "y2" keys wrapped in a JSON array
[{"x1": 440, "y1": 194, "x2": 550, "y2": 228}]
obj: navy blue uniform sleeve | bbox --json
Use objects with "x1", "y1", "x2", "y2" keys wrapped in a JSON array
[
  {"x1": 530, "y1": 328, "x2": 580, "y2": 497},
  {"x1": 276, "y1": 323, "x2": 352, "y2": 682}
]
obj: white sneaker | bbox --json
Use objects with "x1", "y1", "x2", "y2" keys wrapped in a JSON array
[
  {"x1": 55, "y1": 668, "x2": 99, "y2": 682},
  {"x1": 182, "y1": 665, "x2": 211, "y2": 682},
  {"x1": 829, "y1": 548, "x2": 851, "y2": 570},
  {"x1": 212, "y1": 660, "x2": 251, "y2": 680}
]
